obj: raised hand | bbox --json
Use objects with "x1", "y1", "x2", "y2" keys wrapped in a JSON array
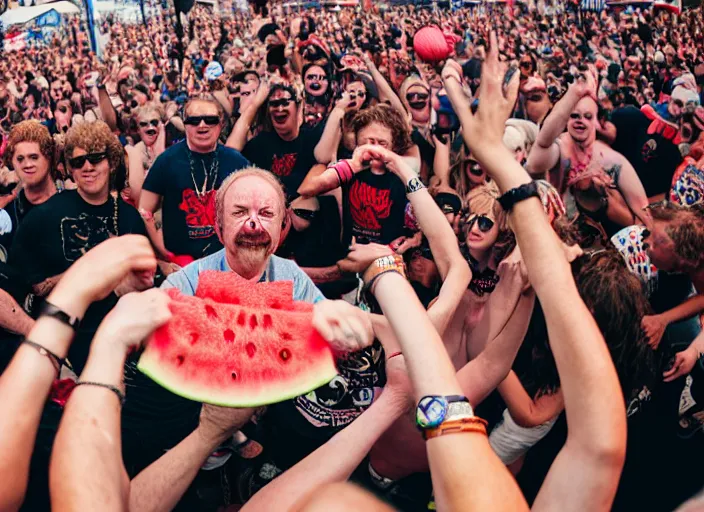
[
  {"x1": 49, "y1": 235, "x2": 157, "y2": 316},
  {"x1": 93, "y1": 288, "x2": 172, "y2": 352}
]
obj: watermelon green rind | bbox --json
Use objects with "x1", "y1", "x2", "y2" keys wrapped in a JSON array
[
  {"x1": 137, "y1": 351, "x2": 337, "y2": 407},
  {"x1": 136, "y1": 292, "x2": 338, "y2": 408}
]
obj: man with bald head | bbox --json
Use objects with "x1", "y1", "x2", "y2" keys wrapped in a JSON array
[
  {"x1": 527, "y1": 75, "x2": 651, "y2": 233},
  {"x1": 122, "y1": 167, "x2": 375, "y2": 489}
]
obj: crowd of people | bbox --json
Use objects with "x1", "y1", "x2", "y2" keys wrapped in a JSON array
[{"x1": 0, "y1": 0, "x2": 704, "y2": 510}]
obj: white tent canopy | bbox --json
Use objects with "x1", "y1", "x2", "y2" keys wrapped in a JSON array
[{"x1": 0, "y1": 1, "x2": 79, "y2": 26}]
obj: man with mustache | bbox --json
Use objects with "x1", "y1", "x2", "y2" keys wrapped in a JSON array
[
  {"x1": 139, "y1": 95, "x2": 249, "y2": 266},
  {"x1": 121, "y1": 167, "x2": 374, "y2": 490}
]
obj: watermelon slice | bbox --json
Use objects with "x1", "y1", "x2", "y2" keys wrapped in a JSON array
[
  {"x1": 195, "y1": 270, "x2": 313, "y2": 312},
  {"x1": 137, "y1": 289, "x2": 336, "y2": 407}
]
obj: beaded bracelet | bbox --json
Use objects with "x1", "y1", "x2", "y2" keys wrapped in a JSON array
[
  {"x1": 21, "y1": 340, "x2": 65, "y2": 374},
  {"x1": 74, "y1": 381, "x2": 126, "y2": 406}
]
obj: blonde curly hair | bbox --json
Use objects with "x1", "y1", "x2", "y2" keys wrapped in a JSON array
[
  {"x1": 64, "y1": 120, "x2": 124, "y2": 172},
  {"x1": 4, "y1": 120, "x2": 55, "y2": 169}
]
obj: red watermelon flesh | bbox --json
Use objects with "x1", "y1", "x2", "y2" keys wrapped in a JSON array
[
  {"x1": 196, "y1": 270, "x2": 312, "y2": 312},
  {"x1": 138, "y1": 290, "x2": 336, "y2": 407}
]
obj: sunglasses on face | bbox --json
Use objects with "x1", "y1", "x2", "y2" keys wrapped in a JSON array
[
  {"x1": 348, "y1": 91, "x2": 366, "y2": 99},
  {"x1": 292, "y1": 208, "x2": 317, "y2": 221},
  {"x1": 183, "y1": 115, "x2": 220, "y2": 126},
  {"x1": 519, "y1": 61, "x2": 533, "y2": 69},
  {"x1": 139, "y1": 119, "x2": 160, "y2": 128},
  {"x1": 269, "y1": 97, "x2": 294, "y2": 109},
  {"x1": 305, "y1": 74, "x2": 327, "y2": 81},
  {"x1": 406, "y1": 92, "x2": 429, "y2": 102},
  {"x1": 569, "y1": 112, "x2": 593, "y2": 121},
  {"x1": 68, "y1": 151, "x2": 107, "y2": 169},
  {"x1": 466, "y1": 214, "x2": 495, "y2": 233}
]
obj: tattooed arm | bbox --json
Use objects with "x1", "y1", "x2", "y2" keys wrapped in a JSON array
[{"x1": 0, "y1": 289, "x2": 33, "y2": 336}]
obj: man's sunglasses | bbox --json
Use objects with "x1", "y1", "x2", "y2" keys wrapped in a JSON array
[
  {"x1": 139, "y1": 119, "x2": 160, "y2": 128},
  {"x1": 68, "y1": 151, "x2": 107, "y2": 169},
  {"x1": 269, "y1": 98, "x2": 294, "y2": 108},
  {"x1": 466, "y1": 214, "x2": 495, "y2": 233},
  {"x1": 184, "y1": 115, "x2": 220, "y2": 126},
  {"x1": 292, "y1": 208, "x2": 317, "y2": 221},
  {"x1": 406, "y1": 92, "x2": 429, "y2": 102}
]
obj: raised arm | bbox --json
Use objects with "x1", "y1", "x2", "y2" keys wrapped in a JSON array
[
  {"x1": 226, "y1": 80, "x2": 269, "y2": 151},
  {"x1": 51, "y1": 288, "x2": 169, "y2": 512},
  {"x1": 313, "y1": 96, "x2": 348, "y2": 164},
  {"x1": 361, "y1": 52, "x2": 406, "y2": 115},
  {"x1": 0, "y1": 236, "x2": 155, "y2": 512},
  {"x1": 241, "y1": 360, "x2": 409, "y2": 511},
  {"x1": 497, "y1": 372, "x2": 564, "y2": 428},
  {"x1": 447, "y1": 35, "x2": 627, "y2": 510},
  {"x1": 525, "y1": 77, "x2": 596, "y2": 176}
]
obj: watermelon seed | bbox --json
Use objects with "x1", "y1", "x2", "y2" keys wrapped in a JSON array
[
  {"x1": 176, "y1": 355, "x2": 185, "y2": 366},
  {"x1": 281, "y1": 332, "x2": 293, "y2": 341},
  {"x1": 249, "y1": 314, "x2": 258, "y2": 329},
  {"x1": 237, "y1": 311, "x2": 246, "y2": 326},
  {"x1": 231, "y1": 371, "x2": 238, "y2": 380},
  {"x1": 205, "y1": 305, "x2": 218, "y2": 319},
  {"x1": 262, "y1": 314, "x2": 273, "y2": 329},
  {"x1": 246, "y1": 342, "x2": 257, "y2": 358},
  {"x1": 189, "y1": 333, "x2": 199, "y2": 345},
  {"x1": 279, "y1": 348, "x2": 291, "y2": 362},
  {"x1": 224, "y1": 329, "x2": 235, "y2": 343}
]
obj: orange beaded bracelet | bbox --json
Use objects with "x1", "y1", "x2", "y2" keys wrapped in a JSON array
[{"x1": 423, "y1": 416, "x2": 488, "y2": 441}]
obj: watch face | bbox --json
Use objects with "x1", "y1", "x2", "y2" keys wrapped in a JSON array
[{"x1": 416, "y1": 395, "x2": 449, "y2": 429}]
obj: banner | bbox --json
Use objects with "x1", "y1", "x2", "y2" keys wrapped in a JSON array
[
  {"x1": 35, "y1": 8, "x2": 60, "y2": 27},
  {"x1": 653, "y1": 0, "x2": 681, "y2": 12}
]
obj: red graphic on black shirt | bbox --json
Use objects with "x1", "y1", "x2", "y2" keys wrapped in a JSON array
[
  {"x1": 349, "y1": 180, "x2": 392, "y2": 231},
  {"x1": 179, "y1": 189, "x2": 216, "y2": 239},
  {"x1": 271, "y1": 153, "x2": 297, "y2": 177}
]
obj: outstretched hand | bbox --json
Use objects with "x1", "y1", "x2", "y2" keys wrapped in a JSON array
[
  {"x1": 313, "y1": 300, "x2": 374, "y2": 353},
  {"x1": 49, "y1": 235, "x2": 157, "y2": 316},
  {"x1": 94, "y1": 288, "x2": 172, "y2": 353},
  {"x1": 453, "y1": 32, "x2": 519, "y2": 159}
]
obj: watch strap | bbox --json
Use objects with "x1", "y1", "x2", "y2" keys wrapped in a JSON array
[
  {"x1": 423, "y1": 416, "x2": 488, "y2": 440},
  {"x1": 498, "y1": 181, "x2": 540, "y2": 212},
  {"x1": 39, "y1": 301, "x2": 81, "y2": 331}
]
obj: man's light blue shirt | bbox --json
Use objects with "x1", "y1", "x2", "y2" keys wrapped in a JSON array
[{"x1": 162, "y1": 249, "x2": 325, "y2": 304}]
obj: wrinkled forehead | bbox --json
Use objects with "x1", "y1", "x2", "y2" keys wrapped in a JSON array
[
  {"x1": 225, "y1": 175, "x2": 284, "y2": 213},
  {"x1": 572, "y1": 96, "x2": 597, "y2": 115}
]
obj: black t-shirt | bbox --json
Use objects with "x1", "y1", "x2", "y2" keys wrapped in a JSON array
[
  {"x1": 8, "y1": 190, "x2": 147, "y2": 372},
  {"x1": 242, "y1": 125, "x2": 322, "y2": 201},
  {"x1": 143, "y1": 141, "x2": 249, "y2": 259},
  {"x1": 650, "y1": 271, "x2": 693, "y2": 315},
  {"x1": 342, "y1": 170, "x2": 408, "y2": 245},
  {"x1": 611, "y1": 106, "x2": 682, "y2": 197},
  {"x1": 0, "y1": 189, "x2": 41, "y2": 259}
]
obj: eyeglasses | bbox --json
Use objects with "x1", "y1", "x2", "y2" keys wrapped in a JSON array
[
  {"x1": 183, "y1": 115, "x2": 220, "y2": 126},
  {"x1": 519, "y1": 61, "x2": 533, "y2": 69},
  {"x1": 269, "y1": 98, "x2": 294, "y2": 109},
  {"x1": 305, "y1": 74, "x2": 327, "y2": 81},
  {"x1": 406, "y1": 92, "x2": 429, "y2": 102},
  {"x1": 466, "y1": 214, "x2": 495, "y2": 233},
  {"x1": 139, "y1": 119, "x2": 160, "y2": 128},
  {"x1": 68, "y1": 151, "x2": 107, "y2": 169}
]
